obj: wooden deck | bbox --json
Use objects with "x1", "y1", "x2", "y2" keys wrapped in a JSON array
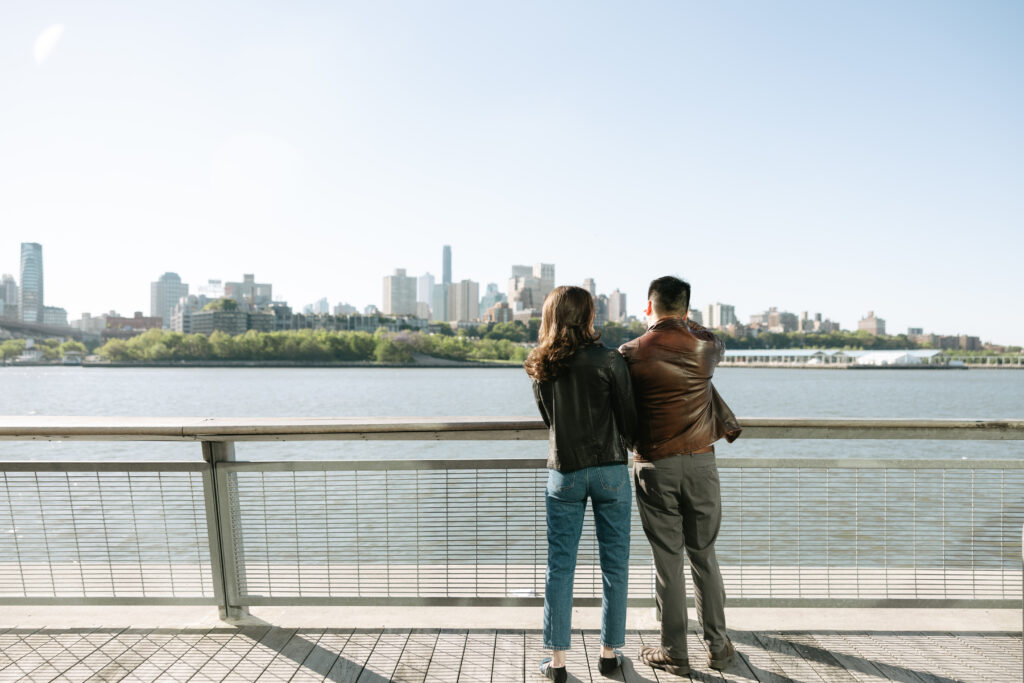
[{"x1": 0, "y1": 626, "x2": 1019, "y2": 683}]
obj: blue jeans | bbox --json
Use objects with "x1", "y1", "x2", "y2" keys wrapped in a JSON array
[{"x1": 543, "y1": 464, "x2": 631, "y2": 651}]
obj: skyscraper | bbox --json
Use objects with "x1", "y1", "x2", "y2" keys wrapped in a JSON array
[
  {"x1": 19, "y1": 242, "x2": 43, "y2": 323},
  {"x1": 417, "y1": 273, "x2": 435, "y2": 304},
  {"x1": 582, "y1": 278, "x2": 597, "y2": 297},
  {"x1": 382, "y1": 269, "x2": 417, "y2": 316},
  {"x1": 703, "y1": 303, "x2": 737, "y2": 330},
  {"x1": 431, "y1": 283, "x2": 448, "y2": 321},
  {"x1": 442, "y1": 245, "x2": 452, "y2": 285},
  {"x1": 225, "y1": 274, "x2": 273, "y2": 311},
  {"x1": 447, "y1": 279, "x2": 480, "y2": 322},
  {"x1": 608, "y1": 289, "x2": 627, "y2": 322},
  {"x1": 508, "y1": 263, "x2": 555, "y2": 311},
  {"x1": 0, "y1": 274, "x2": 17, "y2": 320},
  {"x1": 479, "y1": 283, "x2": 505, "y2": 311},
  {"x1": 151, "y1": 272, "x2": 189, "y2": 329}
]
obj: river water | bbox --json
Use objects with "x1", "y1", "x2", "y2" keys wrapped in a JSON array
[{"x1": 1, "y1": 366, "x2": 1021, "y2": 461}]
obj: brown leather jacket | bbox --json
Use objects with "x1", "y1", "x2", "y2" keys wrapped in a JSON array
[{"x1": 618, "y1": 316, "x2": 741, "y2": 462}]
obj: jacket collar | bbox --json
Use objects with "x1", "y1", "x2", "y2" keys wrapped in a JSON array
[{"x1": 648, "y1": 316, "x2": 687, "y2": 332}]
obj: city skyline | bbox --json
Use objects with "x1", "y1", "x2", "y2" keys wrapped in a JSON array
[
  {"x1": 0, "y1": 238, "x2": 1009, "y2": 345},
  {"x1": 2, "y1": 3, "x2": 1021, "y2": 344}
]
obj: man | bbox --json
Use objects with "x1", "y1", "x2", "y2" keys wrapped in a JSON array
[{"x1": 618, "y1": 275, "x2": 741, "y2": 675}]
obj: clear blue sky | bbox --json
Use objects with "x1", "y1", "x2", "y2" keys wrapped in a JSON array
[{"x1": 2, "y1": 2, "x2": 1021, "y2": 343}]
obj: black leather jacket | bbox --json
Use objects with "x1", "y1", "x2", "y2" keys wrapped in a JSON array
[{"x1": 531, "y1": 343, "x2": 637, "y2": 473}]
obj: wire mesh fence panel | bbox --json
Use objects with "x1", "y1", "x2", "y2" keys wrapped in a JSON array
[
  {"x1": 0, "y1": 466, "x2": 215, "y2": 601},
  {"x1": 224, "y1": 460, "x2": 1023, "y2": 606}
]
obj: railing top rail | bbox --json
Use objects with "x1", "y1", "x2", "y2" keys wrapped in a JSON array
[
  {"x1": 1, "y1": 456, "x2": 1022, "y2": 471},
  {"x1": 0, "y1": 416, "x2": 1023, "y2": 441}
]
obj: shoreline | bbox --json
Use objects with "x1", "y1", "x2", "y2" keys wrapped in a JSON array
[
  {"x1": 81, "y1": 360, "x2": 523, "y2": 369},
  {"x1": 2, "y1": 360, "x2": 1020, "y2": 370}
]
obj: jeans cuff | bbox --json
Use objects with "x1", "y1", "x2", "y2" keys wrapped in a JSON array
[{"x1": 543, "y1": 643, "x2": 571, "y2": 651}]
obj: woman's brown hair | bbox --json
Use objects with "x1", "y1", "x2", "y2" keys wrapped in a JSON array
[{"x1": 523, "y1": 285, "x2": 600, "y2": 383}]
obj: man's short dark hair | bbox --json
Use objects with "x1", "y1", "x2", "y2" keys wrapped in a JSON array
[{"x1": 648, "y1": 276, "x2": 691, "y2": 316}]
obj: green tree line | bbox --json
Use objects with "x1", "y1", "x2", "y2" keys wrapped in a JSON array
[
  {"x1": 92, "y1": 328, "x2": 534, "y2": 364},
  {"x1": 1, "y1": 338, "x2": 86, "y2": 361},
  {"x1": 720, "y1": 329, "x2": 925, "y2": 350}
]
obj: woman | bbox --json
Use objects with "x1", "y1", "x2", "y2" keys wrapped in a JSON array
[{"x1": 524, "y1": 285, "x2": 637, "y2": 682}]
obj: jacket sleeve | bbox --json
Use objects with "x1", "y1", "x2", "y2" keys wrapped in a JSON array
[
  {"x1": 712, "y1": 384, "x2": 742, "y2": 443},
  {"x1": 685, "y1": 318, "x2": 724, "y2": 372},
  {"x1": 608, "y1": 352, "x2": 637, "y2": 449},
  {"x1": 532, "y1": 379, "x2": 551, "y2": 428}
]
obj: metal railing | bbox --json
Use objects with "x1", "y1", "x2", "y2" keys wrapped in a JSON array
[{"x1": 1, "y1": 417, "x2": 1022, "y2": 619}]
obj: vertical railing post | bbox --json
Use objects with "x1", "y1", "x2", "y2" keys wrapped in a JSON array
[{"x1": 202, "y1": 440, "x2": 249, "y2": 620}]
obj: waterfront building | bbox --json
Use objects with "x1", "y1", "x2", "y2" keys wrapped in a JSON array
[
  {"x1": 908, "y1": 327, "x2": 923, "y2": 337},
  {"x1": 0, "y1": 274, "x2": 17, "y2": 320},
  {"x1": 513, "y1": 308, "x2": 540, "y2": 323},
  {"x1": 749, "y1": 307, "x2": 797, "y2": 333},
  {"x1": 42, "y1": 306, "x2": 68, "y2": 327},
  {"x1": 197, "y1": 279, "x2": 225, "y2": 299},
  {"x1": 364, "y1": 304, "x2": 381, "y2": 316},
  {"x1": 442, "y1": 245, "x2": 452, "y2": 285},
  {"x1": 594, "y1": 293, "x2": 609, "y2": 327},
  {"x1": 913, "y1": 332, "x2": 981, "y2": 352},
  {"x1": 225, "y1": 274, "x2": 272, "y2": 311},
  {"x1": 150, "y1": 272, "x2": 189, "y2": 329},
  {"x1": 431, "y1": 283, "x2": 448, "y2": 322},
  {"x1": 312, "y1": 297, "x2": 330, "y2": 315},
  {"x1": 722, "y1": 321, "x2": 747, "y2": 338},
  {"x1": 479, "y1": 283, "x2": 505, "y2": 311},
  {"x1": 71, "y1": 312, "x2": 107, "y2": 336},
  {"x1": 485, "y1": 301, "x2": 514, "y2": 323},
  {"x1": 170, "y1": 295, "x2": 212, "y2": 334},
  {"x1": 535, "y1": 263, "x2": 555, "y2": 294},
  {"x1": 247, "y1": 311, "x2": 275, "y2": 332},
  {"x1": 703, "y1": 302, "x2": 737, "y2": 330},
  {"x1": 958, "y1": 335, "x2": 981, "y2": 351},
  {"x1": 265, "y1": 302, "x2": 292, "y2": 331},
  {"x1": 796, "y1": 311, "x2": 840, "y2": 334},
  {"x1": 416, "y1": 301, "x2": 431, "y2": 320},
  {"x1": 688, "y1": 308, "x2": 703, "y2": 325},
  {"x1": 768, "y1": 309, "x2": 798, "y2": 333},
  {"x1": 508, "y1": 263, "x2": 554, "y2": 311},
  {"x1": 190, "y1": 309, "x2": 248, "y2": 336},
  {"x1": 382, "y1": 269, "x2": 417, "y2": 316},
  {"x1": 333, "y1": 302, "x2": 357, "y2": 316},
  {"x1": 608, "y1": 289, "x2": 627, "y2": 323},
  {"x1": 19, "y1": 242, "x2": 43, "y2": 323},
  {"x1": 417, "y1": 273, "x2": 435, "y2": 305},
  {"x1": 447, "y1": 279, "x2": 479, "y2": 322},
  {"x1": 858, "y1": 311, "x2": 886, "y2": 336},
  {"x1": 103, "y1": 312, "x2": 163, "y2": 340}
]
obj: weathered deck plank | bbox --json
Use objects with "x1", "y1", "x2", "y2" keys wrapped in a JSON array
[
  {"x1": 329, "y1": 630, "x2": 380, "y2": 683},
  {"x1": 0, "y1": 627, "x2": 1018, "y2": 683},
  {"x1": 392, "y1": 630, "x2": 439, "y2": 683},
  {"x1": 292, "y1": 629, "x2": 351, "y2": 681},
  {"x1": 423, "y1": 631, "x2": 466, "y2": 683}
]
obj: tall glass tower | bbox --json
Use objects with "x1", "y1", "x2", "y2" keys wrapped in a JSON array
[
  {"x1": 19, "y1": 242, "x2": 43, "y2": 323},
  {"x1": 442, "y1": 245, "x2": 452, "y2": 285}
]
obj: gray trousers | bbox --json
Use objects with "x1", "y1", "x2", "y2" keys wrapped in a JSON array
[{"x1": 634, "y1": 452, "x2": 727, "y2": 658}]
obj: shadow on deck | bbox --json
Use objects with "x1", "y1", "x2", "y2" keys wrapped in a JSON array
[{"x1": 0, "y1": 623, "x2": 1019, "y2": 682}]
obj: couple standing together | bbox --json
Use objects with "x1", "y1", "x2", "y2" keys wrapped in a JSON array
[{"x1": 524, "y1": 276, "x2": 742, "y2": 681}]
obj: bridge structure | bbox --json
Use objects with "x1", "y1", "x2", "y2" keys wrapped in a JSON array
[
  {"x1": 0, "y1": 416, "x2": 1020, "y2": 681},
  {"x1": 0, "y1": 317, "x2": 93, "y2": 343}
]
